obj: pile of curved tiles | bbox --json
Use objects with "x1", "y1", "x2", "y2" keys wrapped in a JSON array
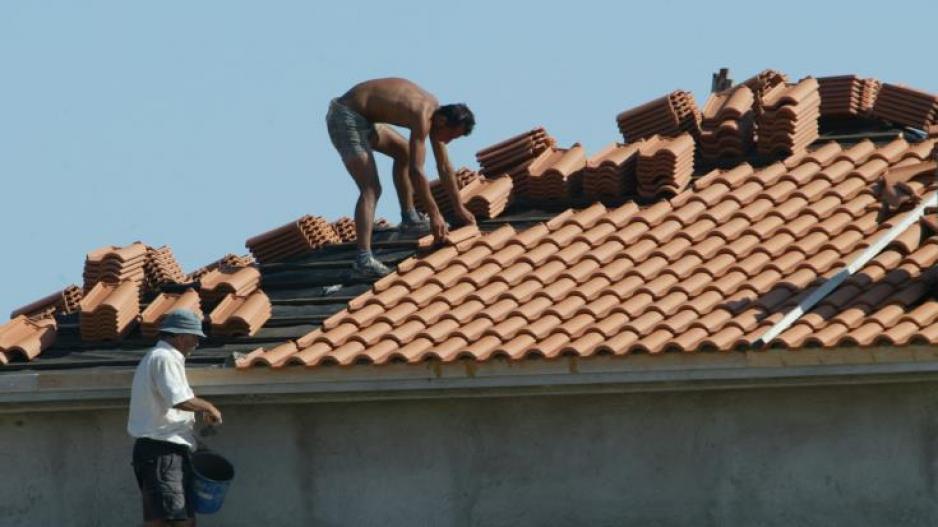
[
  {"x1": 756, "y1": 78, "x2": 821, "y2": 157},
  {"x1": 817, "y1": 75, "x2": 881, "y2": 118},
  {"x1": 79, "y1": 280, "x2": 140, "y2": 341},
  {"x1": 198, "y1": 266, "x2": 261, "y2": 307},
  {"x1": 246, "y1": 215, "x2": 340, "y2": 264},
  {"x1": 465, "y1": 176, "x2": 514, "y2": 219},
  {"x1": 872, "y1": 83, "x2": 938, "y2": 130},
  {"x1": 421, "y1": 167, "x2": 483, "y2": 219},
  {"x1": 331, "y1": 217, "x2": 357, "y2": 243},
  {"x1": 523, "y1": 144, "x2": 588, "y2": 201},
  {"x1": 0, "y1": 316, "x2": 56, "y2": 364},
  {"x1": 616, "y1": 91, "x2": 700, "y2": 143},
  {"x1": 476, "y1": 128, "x2": 556, "y2": 195},
  {"x1": 581, "y1": 143, "x2": 641, "y2": 200},
  {"x1": 82, "y1": 243, "x2": 147, "y2": 293},
  {"x1": 699, "y1": 85, "x2": 755, "y2": 162},
  {"x1": 10, "y1": 285, "x2": 82, "y2": 320},
  {"x1": 140, "y1": 289, "x2": 203, "y2": 339},
  {"x1": 209, "y1": 290, "x2": 272, "y2": 337},
  {"x1": 188, "y1": 253, "x2": 255, "y2": 282},
  {"x1": 636, "y1": 134, "x2": 695, "y2": 199},
  {"x1": 144, "y1": 246, "x2": 187, "y2": 291}
]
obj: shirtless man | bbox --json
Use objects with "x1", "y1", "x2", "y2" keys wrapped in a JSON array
[{"x1": 326, "y1": 77, "x2": 477, "y2": 277}]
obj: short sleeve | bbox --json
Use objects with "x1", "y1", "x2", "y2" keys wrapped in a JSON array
[{"x1": 151, "y1": 353, "x2": 196, "y2": 407}]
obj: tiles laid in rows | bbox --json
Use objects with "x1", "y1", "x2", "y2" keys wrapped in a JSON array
[
  {"x1": 10, "y1": 285, "x2": 82, "y2": 320},
  {"x1": 699, "y1": 85, "x2": 755, "y2": 163},
  {"x1": 82, "y1": 242, "x2": 147, "y2": 293},
  {"x1": 209, "y1": 290, "x2": 272, "y2": 337},
  {"x1": 246, "y1": 215, "x2": 340, "y2": 264},
  {"x1": 581, "y1": 143, "x2": 641, "y2": 200},
  {"x1": 616, "y1": 91, "x2": 701, "y2": 143},
  {"x1": 79, "y1": 280, "x2": 140, "y2": 341},
  {"x1": 756, "y1": 77, "x2": 821, "y2": 157},
  {"x1": 872, "y1": 83, "x2": 938, "y2": 130},
  {"x1": 236, "y1": 136, "x2": 938, "y2": 368},
  {"x1": 636, "y1": 134, "x2": 695, "y2": 199},
  {"x1": 140, "y1": 289, "x2": 203, "y2": 339},
  {"x1": 817, "y1": 75, "x2": 881, "y2": 118},
  {"x1": 0, "y1": 316, "x2": 56, "y2": 365}
]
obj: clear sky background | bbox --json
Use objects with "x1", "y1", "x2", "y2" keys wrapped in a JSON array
[{"x1": 2, "y1": 0, "x2": 936, "y2": 317}]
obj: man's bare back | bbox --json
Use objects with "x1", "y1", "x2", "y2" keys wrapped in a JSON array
[{"x1": 338, "y1": 78, "x2": 437, "y2": 134}]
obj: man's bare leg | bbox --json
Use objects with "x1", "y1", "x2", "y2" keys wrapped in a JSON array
[
  {"x1": 372, "y1": 125, "x2": 417, "y2": 219},
  {"x1": 342, "y1": 151, "x2": 391, "y2": 276}
]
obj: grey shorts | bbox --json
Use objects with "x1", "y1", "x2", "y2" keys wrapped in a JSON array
[
  {"x1": 132, "y1": 438, "x2": 195, "y2": 522},
  {"x1": 326, "y1": 98, "x2": 388, "y2": 161}
]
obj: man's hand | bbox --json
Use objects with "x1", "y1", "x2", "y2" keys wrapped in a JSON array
[
  {"x1": 454, "y1": 204, "x2": 477, "y2": 227},
  {"x1": 201, "y1": 404, "x2": 223, "y2": 426},
  {"x1": 431, "y1": 212, "x2": 448, "y2": 243}
]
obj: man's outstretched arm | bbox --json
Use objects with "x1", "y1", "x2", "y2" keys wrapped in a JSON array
[
  {"x1": 175, "y1": 397, "x2": 223, "y2": 424},
  {"x1": 431, "y1": 139, "x2": 476, "y2": 226},
  {"x1": 409, "y1": 133, "x2": 448, "y2": 241}
]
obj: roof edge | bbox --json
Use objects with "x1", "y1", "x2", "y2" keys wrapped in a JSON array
[{"x1": 4, "y1": 346, "x2": 938, "y2": 411}]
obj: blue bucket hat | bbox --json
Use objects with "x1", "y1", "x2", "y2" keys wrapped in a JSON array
[{"x1": 160, "y1": 309, "x2": 207, "y2": 338}]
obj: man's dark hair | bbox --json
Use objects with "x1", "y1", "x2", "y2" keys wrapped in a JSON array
[{"x1": 435, "y1": 104, "x2": 475, "y2": 136}]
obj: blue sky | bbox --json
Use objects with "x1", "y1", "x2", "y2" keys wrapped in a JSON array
[{"x1": 2, "y1": 0, "x2": 936, "y2": 317}]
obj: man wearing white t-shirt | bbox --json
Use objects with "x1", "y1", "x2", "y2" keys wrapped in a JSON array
[{"x1": 128, "y1": 309, "x2": 222, "y2": 526}]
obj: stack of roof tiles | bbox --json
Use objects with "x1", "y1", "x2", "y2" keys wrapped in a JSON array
[
  {"x1": 237, "y1": 136, "x2": 938, "y2": 369},
  {"x1": 140, "y1": 289, "x2": 203, "y2": 339},
  {"x1": 616, "y1": 91, "x2": 701, "y2": 143},
  {"x1": 699, "y1": 85, "x2": 756, "y2": 162},
  {"x1": 331, "y1": 217, "x2": 357, "y2": 243},
  {"x1": 209, "y1": 290, "x2": 272, "y2": 337},
  {"x1": 817, "y1": 75, "x2": 881, "y2": 118},
  {"x1": 742, "y1": 69, "x2": 790, "y2": 117},
  {"x1": 465, "y1": 176, "x2": 514, "y2": 219},
  {"x1": 476, "y1": 128, "x2": 556, "y2": 195},
  {"x1": 144, "y1": 246, "x2": 187, "y2": 292},
  {"x1": 188, "y1": 254, "x2": 255, "y2": 282},
  {"x1": 636, "y1": 134, "x2": 695, "y2": 199},
  {"x1": 756, "y1": 77, "x2": 821, "y2": 157},
  {"x1": 10, "y1": 285, "x2": 82, "y2": 320},
  {"x1": 246, "y1": 215, "x2": 340, "y2": 264},
  {"x1": 523, "y1": 144, "x2": 588, "y2": 201},
  {"x1": 79, "y1": 280, "x2": 140, "y2": 341},
  {"x1": 581, "y1": 143, "x2": 642, "y2": 200},
  {"x1": 0, "y1": 316, "x2": 56, "y2": 364},
  {"x1": 420, "y1": 168, "x2": 483, "y2": 219},
  {"x1": 872, "y1": 83, "x2": 938, "y2": 130},
  {"x1": 82, "y1": 243, "x2": 147, "y2": 293},
  {"x1": 198, "y1": 266, "x2": 261, "y2": 307}
]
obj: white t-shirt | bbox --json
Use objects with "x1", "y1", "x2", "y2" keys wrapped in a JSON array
[{"x1": 127, "y1": 340, "x2": 197, "y2": 450}]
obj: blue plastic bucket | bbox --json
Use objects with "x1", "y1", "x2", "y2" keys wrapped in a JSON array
[{"x1": 191, "y1": 450, "x2": 235, "y2": 514}]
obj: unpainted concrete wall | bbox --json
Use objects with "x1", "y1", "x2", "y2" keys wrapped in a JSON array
[{"x1": 3, "y1": 382, "x2": 938, "y2": 526}]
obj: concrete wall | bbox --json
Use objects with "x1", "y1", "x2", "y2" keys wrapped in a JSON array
[{"x1": 3, "y1": 381, "x2": 938, "y2": 526}]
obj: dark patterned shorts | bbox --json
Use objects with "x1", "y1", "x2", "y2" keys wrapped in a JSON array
[{"x1": 132, "y1": 438, "x2": 195, "y2": 522}]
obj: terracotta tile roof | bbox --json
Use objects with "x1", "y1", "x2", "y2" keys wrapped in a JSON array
[
  {"x1": 581, "y1": 142, "x2": 641, "y2": 200},
  {"x1": 246, "y1": 215, "x2": 340, "y2": 264},
  {"x1": 140, "y1": 289, "x2": 203, "y2": 339},
  {"x1": 699, "y1": 85, "x2": 755, "y2": 162},
  {"x1": 0, "y1": 316, "x2": 56, "y2": 364},
  {"x1": 209, "y1": 290, "x2": 272, "y2": 337},
  {"x1": 756, "y1": 77, "x2": 821, "y2": 157},
  {"x1": 10, "y1": 285, "x2": 82, "y2": 320},
  {"x1": 79, "y1": 280, "x2": 140, "y2": 341},
  {"x1": 616, "y1": 91, "x2": 701, "y2": 142},
  {"x1": 238, "y1": 135, "x2": 938, "y2": 368},
  {"x1": 817, "y1": 75, "x2": 881, "y2": 118},
  {"x1": 872, "y1": 83, "x2": 938, "y2": 130}
]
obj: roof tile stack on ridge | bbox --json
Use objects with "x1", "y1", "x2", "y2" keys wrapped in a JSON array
[
  {"x1": 140, "y1": 289, "x2": 203, "y2": 339},
  {"x1": 0, "y1": 316, "x2": 56, "y2": 364},
  {"x1": 144, "y1": 246, "x2": 188, "y2": 291},
  {"x1": 198, "y1": 266, "x2": 261, "y2": 307},
  {"x1": 817, "y1": 75, "x2": 881, "y2": 118},
  {"x1": 209, "y1": 290, "x2": 272, "y2": 337},
  {"x1": 331, "y1": 217, "x2": 357, "y2": 243},
  {"x1": 236, "y1": 135, "x2": 938, "y2": 369},
  {"x1": 741, "y1": 69, "x2": 790, "y2": 117},
  {"x1": 756, "y1": 77, "x2": 821, "y2": 157},
  {"x1": 636, "y1": 133, "x2": 695, "y2": 199},
  {"x1": 188, "y1": 253, "x2": 255, "y2": 282},
  {"x1": 581, "y1": 142, "x2": 642, "y2": 200},
  {"x1": 246, "y1": 215, "x2": 340, "y2": 264},
  {"x1": 616, "y1": 90, "x2": 701, "y2": 143},
  {"x1": 699, "y1": 85, "x2": 756, "y2": 162},
  {"x1": 465, "y1": 176, "x2": 514, "y2": 219},
  {"x1": 476, "y1": 128, "x2": 556, "y2": 196},
  {"x1": 872, "y1": 83, "x2": 938, "y2": 130},
  {"x1": 79, "y1": 280, "x2": 140, "y2": 341},
  {"x1": 82, "y1": 243, "x2": 148, "y2": 293},
  {"x1": 420, "y1": 168, "x2": 483, "y2": 219},
  {"x1": 523, "y1": 144, "x2": 588, "y2": 201},
  {"x1": 10, "y1": 285, "x2": 82, "y2": 320}
]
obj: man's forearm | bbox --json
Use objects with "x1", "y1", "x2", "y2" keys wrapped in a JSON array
[
  {"x1": 174, "y1": 397, "x2": 216, "y2": 414},
  {"x1": 438, "y1": 163, "x2": 462, "y2": 209},
  {"x1": 410, "y1": 166, "x2": 442, "y2": 217}
]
